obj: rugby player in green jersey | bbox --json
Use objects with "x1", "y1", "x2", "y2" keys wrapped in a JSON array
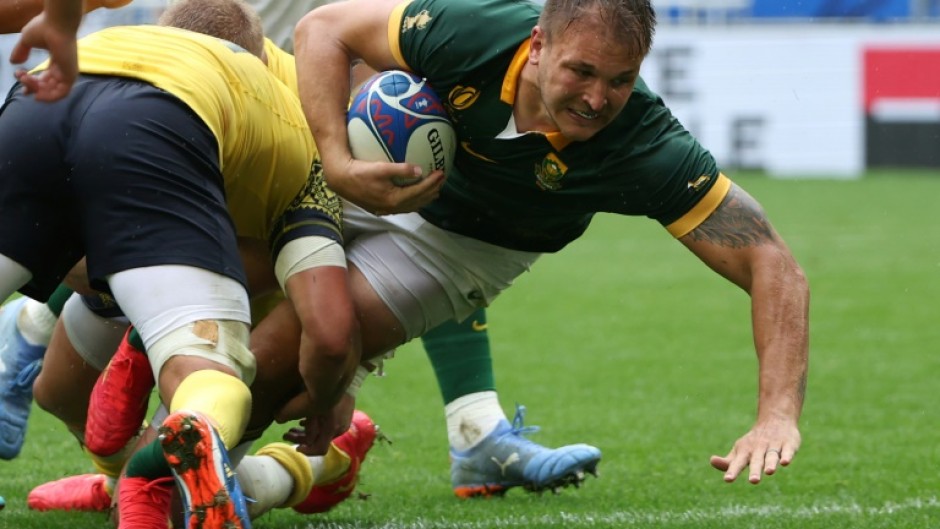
[
  {"x1": 293, "y1": 0, "x2": 809, "y2": 487},
  {"x1": 248, "y1": 0, "x2": 603, "y2": 499}
]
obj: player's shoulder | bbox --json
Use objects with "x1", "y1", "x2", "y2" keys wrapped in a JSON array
[{"x1": 400, "y1": 0, "x2": 539, "y2": 31}]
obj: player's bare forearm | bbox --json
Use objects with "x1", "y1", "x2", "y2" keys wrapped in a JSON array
[
  {"x1": 286, "y1": 267, "x2": 362, "y2": 414},
  {"x1": 1, "y1": 0, "x2": 129, "y2": 33},
  {"x1": 681, "y1": 183, "x2": 809, "y2": 482},
  {"x1": 295, "y1": 0, "x2": 434, "y2": 214},
  {"x1": 0, "y1": 0, "x2": 43, "y2": 33},
  {"x1": 683, "y1": 183, "x2": 809, "y2": 416}
]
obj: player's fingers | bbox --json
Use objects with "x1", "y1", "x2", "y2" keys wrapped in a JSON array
[
  {"x1": 13, "y1": 72, "x2": 39, "y2": 95},
  {"x1": 9, "y1": 40, "x2": 32, "y2": 66},
  {"x1": 713, "y1": 446, "x2": 746, "y2": 483},
  {"x1": 388, "y1": 171, "x2": 444, "y2": 213},
  {"x1": 723, "y1": 450, "x2": 751, "y2": 483},
  {"x1": 780, "y1": 442, "x2": 798, "y2": 466},
  {"x1": 282, "y1": 426, "x2": 307, "y2": 444},
  {"x1": 709, "y1": 455, "x2": 730, "y2": 472},
  {"x1": 405, "y1": 169, "x2": 444, "y2": 192},
  {"x1": 35, "y1": 79, "x2": 71, "y2": 102},
  {"x1": 763, "y1": 447, "x2": 782, "y2": 475},
  {"x1": 748, "y1": 448, "x2": 769, "y2": 484}
]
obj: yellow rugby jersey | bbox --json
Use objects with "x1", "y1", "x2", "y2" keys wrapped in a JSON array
[
  {"x1": 263, "y1": 38, "x2": 298, "y2": 95},
  {"x1": 68, "y1": 25, "x2": 316, "y2": 242}
]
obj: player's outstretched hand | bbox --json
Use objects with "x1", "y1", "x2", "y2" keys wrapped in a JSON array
[
  {"x1": 327, "y1": 158, "x2": 445, "y2": 216},
  {"x1": 710, "y1": 417, "x2": 801, "y2": 484},
  {"x1": 10, "y1": 12, "x2": 79, "y2": 102}
]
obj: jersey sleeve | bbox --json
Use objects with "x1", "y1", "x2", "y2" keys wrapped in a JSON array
[
  {"x1": 598, "y1": 83, "x2": 728, "y2": 238},
  {"x1": 391, "y1": 0, "x2": 539, "y2": 87},
  {"x1": 268, "y1": 158, "x2": 344, "y2": 260}
]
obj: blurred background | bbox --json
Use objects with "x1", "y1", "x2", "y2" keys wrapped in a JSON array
[
  {"x1": 1, "y1": 0, "x2": 939, "y2": 178},
  {"x1": 646, "y1": 0, "x2": 940, "y2": 178}
]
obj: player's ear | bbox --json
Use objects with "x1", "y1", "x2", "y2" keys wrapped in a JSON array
[{"x1": 529, "y1": 26, "x2": 545, "y2": 64}]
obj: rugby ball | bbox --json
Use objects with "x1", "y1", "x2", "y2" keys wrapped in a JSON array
[{"x1": 347, "y1": 70, "x2": 456, "y2": 186}]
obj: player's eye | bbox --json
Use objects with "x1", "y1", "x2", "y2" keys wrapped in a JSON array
[{"x1": 611, "y1": 77, "x2": 633, "y2": 88}]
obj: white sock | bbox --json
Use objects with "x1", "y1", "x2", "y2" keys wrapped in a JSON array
[
  {"x1": 236, "y1": 455, "x2": 293, "y2": 519},
  {"x1": 445, "y1": 391, "x2": 506, "y2": 451},
  {"x1": 17, "y1": 299, "x2": 56, "y2": 346},
  {"x1": 236, "y1": 456, "x2": 294, "y2": 519},
  {"x1": 308, "y1": 455, "x2": 327, "y2": 483}
]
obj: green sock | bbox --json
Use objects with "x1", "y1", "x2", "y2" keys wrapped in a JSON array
[
  {"x1": 124, "y1": 439, "x2": 170, "y2": 479},
  {"x1": 45, "y1": 284, "x2": 74, "y2": 317},
  {"x1": 128, "y1": 327, "x2": 146, "y2": 350},
  {"x1": 421, "y1": 307, "x2": 495, "y2": 404}
]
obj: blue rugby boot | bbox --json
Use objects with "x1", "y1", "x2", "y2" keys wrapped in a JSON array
[
  {"x1": 0, "y1": 297, "x2": 47, "y2": 460},
  {"x1": 159, "y1": 410, "x2": 252, "y2": 529},
  {"x1": 450, "y1": 404, "x2": 601, "y2": 498}
]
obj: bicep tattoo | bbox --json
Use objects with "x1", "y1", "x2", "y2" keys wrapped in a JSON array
[{"x1": 687, "y1": 184, "x2": 775, "y2": 248}]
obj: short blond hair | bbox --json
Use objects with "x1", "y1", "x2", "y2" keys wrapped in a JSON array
[
  {"x1": 540, "y1": 0, "x2": 656, "y2": 57},
  {"x1": 158, "y1": 0, "x2": 264, "y2": 58}
]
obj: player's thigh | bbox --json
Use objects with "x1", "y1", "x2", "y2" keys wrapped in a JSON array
[
  {"x1": 62, "y1": 292, "x2": 128, "y2": 372},
  {"x1": 345, "y1": 230, "x2": 452, "y2": 350}
]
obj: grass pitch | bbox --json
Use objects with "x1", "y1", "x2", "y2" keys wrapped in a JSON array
[{"x1": 0, "y1": 171, "x2": 938, "y2": 528}]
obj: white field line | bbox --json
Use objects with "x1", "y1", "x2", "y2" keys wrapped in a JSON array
[{"x1": 298, "y1": 497, "x2": 940, "y2": 529}]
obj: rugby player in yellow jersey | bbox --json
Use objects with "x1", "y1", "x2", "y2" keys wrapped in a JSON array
[{"x1": 0, "y1": 0, "x2": 360, "y2": 527}]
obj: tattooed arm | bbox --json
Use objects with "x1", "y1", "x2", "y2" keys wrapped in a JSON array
[{"x1": 679, "y1": 183, "x2": 809, "y2": 485}]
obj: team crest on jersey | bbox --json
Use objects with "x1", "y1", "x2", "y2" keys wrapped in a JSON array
[
  {"x1": 448, "y1": 85, "x2": 480, "y2": 111},
  {"x1": 687, "y1": 174, "x2": 711, "y2": 191},
  {"x1": 402, "y1": 10, "x2": 433, "y2": 32},
  {"x1": 535, "y1": 153, "x2": 568, "y2": 191}
]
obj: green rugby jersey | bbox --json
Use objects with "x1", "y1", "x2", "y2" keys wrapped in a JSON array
[{"x1": 389, "y1": 0, "x2": 729, "y2": 252}]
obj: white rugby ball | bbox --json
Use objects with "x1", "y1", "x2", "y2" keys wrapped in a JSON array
[{"x1": 347, "y1": 70, "x2": 456, "y2": 186}]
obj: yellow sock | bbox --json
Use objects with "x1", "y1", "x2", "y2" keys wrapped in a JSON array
[
  {"x1": 83, "y1": 422, "x2": 147, "y2": 480},
  {"x1": 317, "y1": 442, "x2": 352, "y2": 485},
  {"x1": 169, "y1": 370, "x2": 251, "y2": 448}
]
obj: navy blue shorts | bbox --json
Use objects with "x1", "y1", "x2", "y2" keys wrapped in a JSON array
[{"x1": 0, "y1": 75, "x2": 244, "y2": 301}]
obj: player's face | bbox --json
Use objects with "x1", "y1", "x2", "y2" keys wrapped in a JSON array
[{"x1": 531, "y1": 16, "x2": 643, "y2": 142}]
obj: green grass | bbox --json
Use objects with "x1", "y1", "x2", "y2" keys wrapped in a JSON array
[{"x1": 2, "y1": 171, "x2": 939, "y2": 528}]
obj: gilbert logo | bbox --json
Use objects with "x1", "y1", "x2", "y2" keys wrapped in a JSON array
[
  {"x1": 402, "y1": 10, "x2": 432, "y2": 32},
  {"x1": 534, "y1": 153, "x2": 568, "y2": 191},
  {"x1": 427, "y1": 128, "x2": 447, "y2": 171},
  {"x1": 448, "y1": 85, "x2": 480, "y2": 110}
]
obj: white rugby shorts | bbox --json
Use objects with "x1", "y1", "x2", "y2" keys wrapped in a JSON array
[{"x1": 343, "y1": 202, "x2": 540, "y2": 342}]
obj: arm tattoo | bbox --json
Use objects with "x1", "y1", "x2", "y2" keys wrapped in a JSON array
[{"x1": 687, "y1": 185, "x2": 775, "y2": 248}]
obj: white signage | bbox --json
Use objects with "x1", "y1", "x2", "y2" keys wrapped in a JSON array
[{"x1": 642, "y1": 25, "x2": 940, "y2": 178}]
